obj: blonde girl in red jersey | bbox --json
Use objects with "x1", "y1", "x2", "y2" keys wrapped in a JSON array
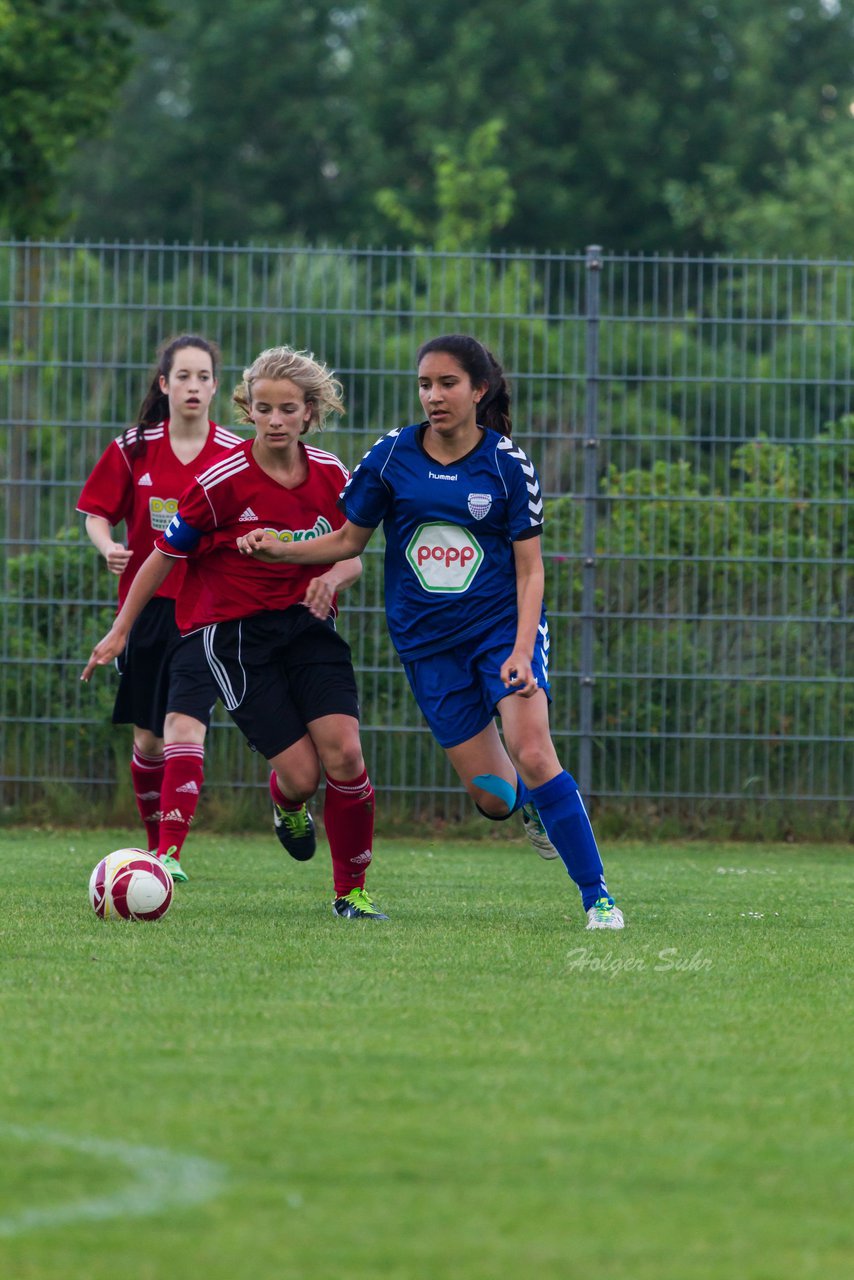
[{"x1": 78, "y1": 336, "x2": 243, "y2": 881}]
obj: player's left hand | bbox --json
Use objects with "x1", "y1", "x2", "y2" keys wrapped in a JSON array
[
  {"x1": 500, "y1": 651, "x2": 540, "y2": 697},
  {"x1": 302, "y1": 575, "x2": 334, "y2": 620}
]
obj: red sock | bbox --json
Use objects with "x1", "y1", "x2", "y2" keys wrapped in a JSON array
[
  {"x1": 130, "y1": 747, "x2": 165, "y2": 851},
  {"x1": 158, "y1": 743, "x2": 205, "y2": 859},
  {"x1": 323, "y1": 769, "x2": 375, "y2": 896}
]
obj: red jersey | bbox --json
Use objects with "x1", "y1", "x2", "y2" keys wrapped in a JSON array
[
  {"x1": 77, "y1": 420, "x2": 244, "y2": 606},
  {"x1": 155, "y1": 438, "x2": 350, "y2": 633}
]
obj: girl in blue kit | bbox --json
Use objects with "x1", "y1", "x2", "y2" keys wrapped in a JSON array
[{"x1": 237, "y1": 334, "x2": 624, "y2": 929}]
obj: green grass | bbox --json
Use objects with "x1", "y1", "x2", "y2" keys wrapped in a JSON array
[{"x1": 0, "y1": 829, "x2": 851, "y2": 1280}]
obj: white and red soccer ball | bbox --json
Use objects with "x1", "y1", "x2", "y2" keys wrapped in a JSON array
[{"x1": 89, "y1": 849, "x2": 173, "y2": 921}]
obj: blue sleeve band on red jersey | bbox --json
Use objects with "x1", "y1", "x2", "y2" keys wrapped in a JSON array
[{"x1": 162, "y1": 512, "x2": 203, "y2": 552}]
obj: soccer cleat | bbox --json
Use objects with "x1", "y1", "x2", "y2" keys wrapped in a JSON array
[
  {"x1": 331, "y1": 887, "x2": 389, "y2": 920},
  {"x1": 585, "y1": 896, "x2": 625, "y2": 930},
  {"x1": 158, "y1": 848, "x2": 188, "y2": 883},
  {"x1": 521, "y1": 804, "x2": 559, "y2": 860},
  {"x1": 273, "y1": 799, "x2": 316, "y2": 861}
]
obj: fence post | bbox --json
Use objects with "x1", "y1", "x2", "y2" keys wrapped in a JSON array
[{"x1": 578, "y1": 245, "x2": 602, "y2": 797}]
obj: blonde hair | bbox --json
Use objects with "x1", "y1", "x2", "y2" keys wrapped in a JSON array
[{"x1": 232, "y1": 346, "x2": 345, "y2": 433}]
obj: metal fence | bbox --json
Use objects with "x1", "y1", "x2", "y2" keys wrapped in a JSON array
[{"x1": 1, "y1": 241, "x2": 851, "y2": 831}]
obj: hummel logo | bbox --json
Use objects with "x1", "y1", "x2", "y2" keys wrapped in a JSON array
[
  {"x1": 176, "y1": 781, "x2": 199, "y2": 794},
  {"x1": 238, "y1": 507, "x2": 258, "y2": 522},
  {"x1": 138, "y1": 472, "x2": 153, "y2": 486}
]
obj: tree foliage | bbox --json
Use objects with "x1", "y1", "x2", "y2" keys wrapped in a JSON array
[
  {"x1": 0, "y1": 0, "x2": 164, "y2": 237},
  {"x1": 56, "y1": 0, "x2": 854, "y2": 252},
  {"x1": 376, "y1": 118, "x2": 515, "y2": 251},
  {"x1": 61, "y1": 0, "x2": 367, "y2": 244},
  {"x1": 667, "y1": 116, "x2": 854, "y2": 258}
]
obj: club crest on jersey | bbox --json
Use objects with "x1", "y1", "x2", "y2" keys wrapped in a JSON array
[
  {"x1": 405, "y1": 522, "x2": 484, "y2": 593},
  {"x1": 467, "y1": 492, "x2": 492, "y2": 520}
]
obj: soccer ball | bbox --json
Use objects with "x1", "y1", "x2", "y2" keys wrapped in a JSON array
[{"x1": 89, "y1": 849, "x2": 173, "y2": 921}]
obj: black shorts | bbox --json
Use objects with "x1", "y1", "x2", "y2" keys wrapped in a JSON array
[
  {"x1": 201, "y1": 607, "x2": 360, "y2": 760},
  {"x1": 112, "y1": 596, "x2": 218, "y2": 736}
]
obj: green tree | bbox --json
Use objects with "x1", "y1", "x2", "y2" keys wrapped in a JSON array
[
  {"x1": 60, "y1": 0, "x2": 854, "y2": 252},
  {"x1": 0, "y1": 0, "x2": 164, "y2": 237},
  {"x1": 351, "y1": 0, "x2": 854, "y2": 251},
  {"x1": 63, "y1": 0, "x2": 368, "y2": 244},
  {"x1": 666, "y1": 115, "x2": 854, "y2": 257},
  {"x1": 376, "y1": 118, "x2": 514, "y2": 250}
]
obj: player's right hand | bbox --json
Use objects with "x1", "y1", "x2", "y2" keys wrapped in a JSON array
[
  {"x1": 81, "y1": 627, "x2": 127, "y2": 682},
  {"x1": 104, "y1": 542, "x2": 133, "y2": 575}
]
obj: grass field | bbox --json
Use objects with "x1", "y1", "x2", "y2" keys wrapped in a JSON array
[{"x1": 0, "y1": 827, "x2": 851, "y2": 1280}]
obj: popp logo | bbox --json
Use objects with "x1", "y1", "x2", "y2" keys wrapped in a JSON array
[{"x1": 405, "y1": 523, "x2": 484, "y2": 593}]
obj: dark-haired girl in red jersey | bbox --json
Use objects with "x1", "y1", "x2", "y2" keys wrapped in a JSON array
[{"x1": 78, "y1": 335, "x2": 243, "y2": 882}]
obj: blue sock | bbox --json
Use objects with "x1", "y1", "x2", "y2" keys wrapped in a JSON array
[{"x1": 529, "y1": 772, "x2": 608, "y2": 910}]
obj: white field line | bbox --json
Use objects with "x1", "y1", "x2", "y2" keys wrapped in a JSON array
[{"x1": 0, "y1": 1123, "x2": 228, "y2": 1237}]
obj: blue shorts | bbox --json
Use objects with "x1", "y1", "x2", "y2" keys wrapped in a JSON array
[{"x1": 402, "y1": 618, "x2": 552, "y2": 749}]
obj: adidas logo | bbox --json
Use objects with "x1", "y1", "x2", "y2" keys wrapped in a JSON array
[
  {"x1": 138, "y1": 790, "x2": 161, "y2": 800},
  {"x1": 138, "y1": 472, "x2": 153, "y2": 486},
  {"x1": 161, "y1": 808, "x2": 188, "y2": 825},
  {"x1": 176, "y1": 781, "x2": 199, "y2": 794},
  {"x1": 351, "y1": 849, "x2": 373, "y2": 865},
  {"x1": 238, "y1": 506, "x2": 258, "y2": 522}
]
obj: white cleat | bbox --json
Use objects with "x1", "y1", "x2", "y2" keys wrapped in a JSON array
[
  {"x1": 586, "y1": 898, "x2": 625, "y2": 930},
  {"x1": 521, "y1": 804, "x2": 560, "y2": 860}
]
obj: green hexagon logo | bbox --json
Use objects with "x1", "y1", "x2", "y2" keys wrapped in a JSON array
[{"x1": 405, "y1": 522, "x2": 484, "y2": 593}]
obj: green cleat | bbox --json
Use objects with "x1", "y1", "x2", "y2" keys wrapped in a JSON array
[
  {"x1": 272, "y1": 798, "x2": 316, "y2": 861},
  {"x1": 332, "y1": 887, "x2": 389, "y2": 920},
  {"x1": 158, "y1": 848, "x2": 188, "y2": 883},
  {"x1": 585, "y1": 896, "x2": 625, "y2": 930}
]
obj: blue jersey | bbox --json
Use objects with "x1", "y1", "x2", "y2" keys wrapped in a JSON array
[{"x1": 340, "y1": 423, "x2": 545, "y2": 661}]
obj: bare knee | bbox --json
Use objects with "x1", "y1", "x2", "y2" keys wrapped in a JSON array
[
  {"x1": 320, "y1": 739, "x2": 365, "y2": 779},
  {"x1": 133, "y1": 727, "x2": 163, "y2": 756},
  {"x1": 269, "y1": 740, "x2": 322, "y2": 802},
  {"x1": 272, "y1": 765, "x2": 319, "y2": 804},
  {"x1": 163, "y1": 712, "x2": 206, "y2": 747},
  {"x1": 511, "y1": 740, "x2": 561, "y2": 788}
]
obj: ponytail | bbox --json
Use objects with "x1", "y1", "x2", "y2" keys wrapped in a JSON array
[{"x1": 477, "y1": 348, "x2": 512, "y2": 437}]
